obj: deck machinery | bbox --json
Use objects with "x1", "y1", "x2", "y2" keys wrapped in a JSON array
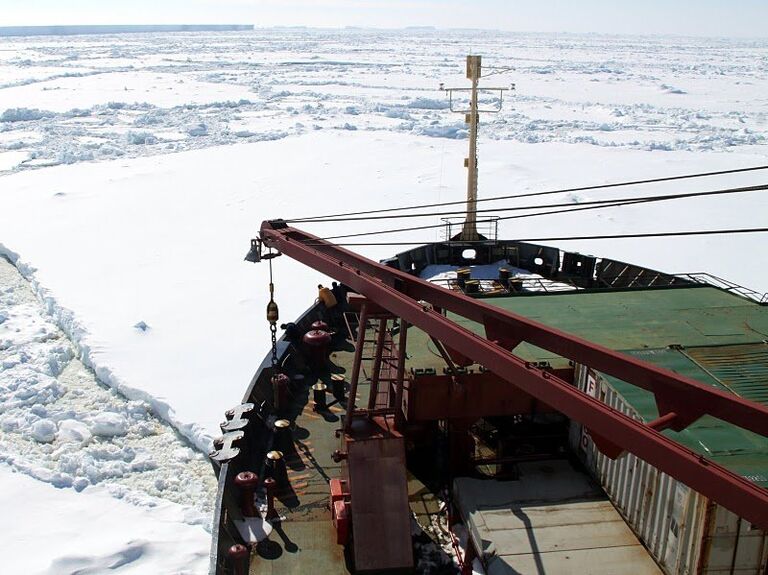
[{"x1": 207, "y1": 221, "x2": 768, "y2": 574}]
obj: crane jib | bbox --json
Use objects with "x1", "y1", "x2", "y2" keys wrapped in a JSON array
[{"x1": 258, "y1": 220, "x2": 768, "y2": 530}]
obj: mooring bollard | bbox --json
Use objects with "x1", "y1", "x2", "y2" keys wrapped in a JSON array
[
  {"x1": 331, "y1": 373, "x2": 345, "y2": 401},
  {"x1": 264, "y1": 477, "x2": 277, "y2": 520},
  {"x1": 464, "y1": 279, "x2": 480, "y2": 294},
  {"x1": 234, "y1": 471, "x2": 260, "y2": 517},
  {"x1": 273, "y1": 418, "x2": 291, "y2": 447},
  {"x1": 228, "y1": 544, "x2": 249, "y2": 575},
  {"x1": 312, "y1": 382, "x2": 328, "y2": 411},
  {"x1": 266, "y1": 450, "x2": 285, "y2": 484},
  {"x1": 302, "y1": 329, "x2": 332, "y2": 371},
  {"x1": 456, "y1": 267, "x2": 471, "y2": 289},
  {"x1": 271, "y1": 373, "x2": 290, "y2": 411}
]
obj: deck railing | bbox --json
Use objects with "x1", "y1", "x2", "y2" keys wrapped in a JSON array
[
  {"x1": 441, "y1": 216, "x2": 500, "y2": 242},
  {"x1": 676, "y1": 272, "x2": 768, "y2": 304}
]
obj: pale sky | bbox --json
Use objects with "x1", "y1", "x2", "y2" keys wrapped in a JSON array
[{"x1": 1, "y1": 0, "x2": 767, "y2": 38}]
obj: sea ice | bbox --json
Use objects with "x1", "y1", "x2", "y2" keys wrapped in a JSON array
[
  {"x1": 57, "y1": 419, "x2": 93, "y2": 444},
  {"x1": 89, "y1": 412, "x2": 129, "y2": 437},
  {"x1": 0, "y1": 257, "x2": 215, "y2": 572},
  {"x1": 0, "y1": 27, "x2": 767, "y2": 574},
  {"x1": 30, "y1": 418, "x2": 56, "y2": 442}
]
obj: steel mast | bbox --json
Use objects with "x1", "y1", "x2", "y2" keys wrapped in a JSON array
[
  {"x1": 464, "y1": 55, "x2": 481, "y2": 241},
  {"x1": 442, "y1": 55, "x2": 509, "y2": 241}
]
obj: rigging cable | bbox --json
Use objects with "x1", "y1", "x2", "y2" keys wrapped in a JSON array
[
  {"x1": 285, "y1": 183, "x2": 768, "y2": 223},
  {"x1": 297, "y1": 227, "x2": 768, "y2": 247},
  {"x1": 311, "y1": 183, "x2": 768, "y2": 241},
  {"x1": 285, "y1": 164, "x2": 768, "y2": 223}
]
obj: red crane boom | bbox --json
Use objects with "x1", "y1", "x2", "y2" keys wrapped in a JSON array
[{"x1": 259, "y1": 219, "x2": 768, "y2": 529}]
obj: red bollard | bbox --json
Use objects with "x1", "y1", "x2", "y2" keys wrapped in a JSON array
[
  {"x1": 302, "y1": 330, "x2": 332, "y2": 371},
  {"x1": 271, "y1": 373, "x2": 290, "y2": 411},
  {"x1": 264, "y1": 477, "x2": 277, "y2": 520},
  {"x1": 228, "y1": 544, "x2": 249, "y2": 575},
  {"x1": 234, "y1": 471, "x2": 260, "y2": 517}
]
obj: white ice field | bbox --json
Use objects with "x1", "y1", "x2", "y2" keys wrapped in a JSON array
[{"x1": 1, "y1": 28, "x2": 767, "y2": 573}]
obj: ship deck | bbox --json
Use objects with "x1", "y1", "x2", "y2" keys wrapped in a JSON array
[
  {"x1": 245, "y1": 327, "x2": 448, "y2": 574},
  {"x1": 405, "y1": 285, "x2": 768, "y2": 371},
  {"x1": 404, "y1": 284, "x2": 768, "y2": 487},
  {"x1": 232, "y1": 284, "x2": 767, "y2": 574},
  {"x1": 246, "y1": 380, "x2": 348, "y2": 574}
]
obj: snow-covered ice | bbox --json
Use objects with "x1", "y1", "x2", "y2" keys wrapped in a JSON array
[
  {"x1": 1, "y1": 27, "x2": 767, "y2": 573},
  {"x1": 0, "y1": 256, "x2": 215, "y2": 572},
  {"x1": 0, "y1": 463, "x2": 209, "y2": 574},
  {"x1": 1, "y1": 30, "x2": 766, "y2": 173}
]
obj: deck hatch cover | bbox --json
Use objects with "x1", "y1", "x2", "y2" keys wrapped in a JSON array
[{"x1": 685, "y1": 343, "x2": 768, "y2": 406}]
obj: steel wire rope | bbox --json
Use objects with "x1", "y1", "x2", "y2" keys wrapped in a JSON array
[
  {"x1": 296, "y1": 227, "x2": 768, "y2": 247},
  {"x1": 285, "y1": 164, "x2": 768, "y2": 223},
  {"x1": 282, "y1": 183, "x2": 768, "y2": 224},
  {"x1": 307, "y1": 183, "x2": 768, "y2": 242}
]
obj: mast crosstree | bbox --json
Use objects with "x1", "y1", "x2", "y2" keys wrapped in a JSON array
[{"x1": 441, "y1": 55, "x2": 510, "y2": 241}]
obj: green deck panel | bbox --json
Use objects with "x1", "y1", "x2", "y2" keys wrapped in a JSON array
[
  {"x1": 685, "y1": 343, "x2": 768, "y2": 405},
  {"x1": 404, "y1": 286, "x2": 768, "y2": 488},
  {"x1": 602, "y1": 347, "x2": 768, "y2": 488},
  {"x1": 406, "y1": 286, "x2": 768, "y2": 370}
]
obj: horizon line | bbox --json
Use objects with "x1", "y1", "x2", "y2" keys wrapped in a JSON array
[{"x1": 0, "y1": 24, "x2": 765, "y2": 41}]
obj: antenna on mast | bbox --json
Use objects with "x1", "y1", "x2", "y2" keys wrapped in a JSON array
[{"x1": 442, "y1": 55, "x2": 511, "y2": 241}]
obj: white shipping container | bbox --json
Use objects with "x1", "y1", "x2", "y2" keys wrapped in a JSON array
[{"x1": 569, "y1": 364, "x2": 768, "y2": 575}]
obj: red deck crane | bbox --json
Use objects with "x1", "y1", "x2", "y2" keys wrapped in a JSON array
[{"x1": 257, "y1": 219, "x2": 768, "y2": 535}]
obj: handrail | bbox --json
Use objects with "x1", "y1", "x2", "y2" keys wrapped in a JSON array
[{"x1": 677, "y1": 272, "x2": 768, "y2": 304}]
